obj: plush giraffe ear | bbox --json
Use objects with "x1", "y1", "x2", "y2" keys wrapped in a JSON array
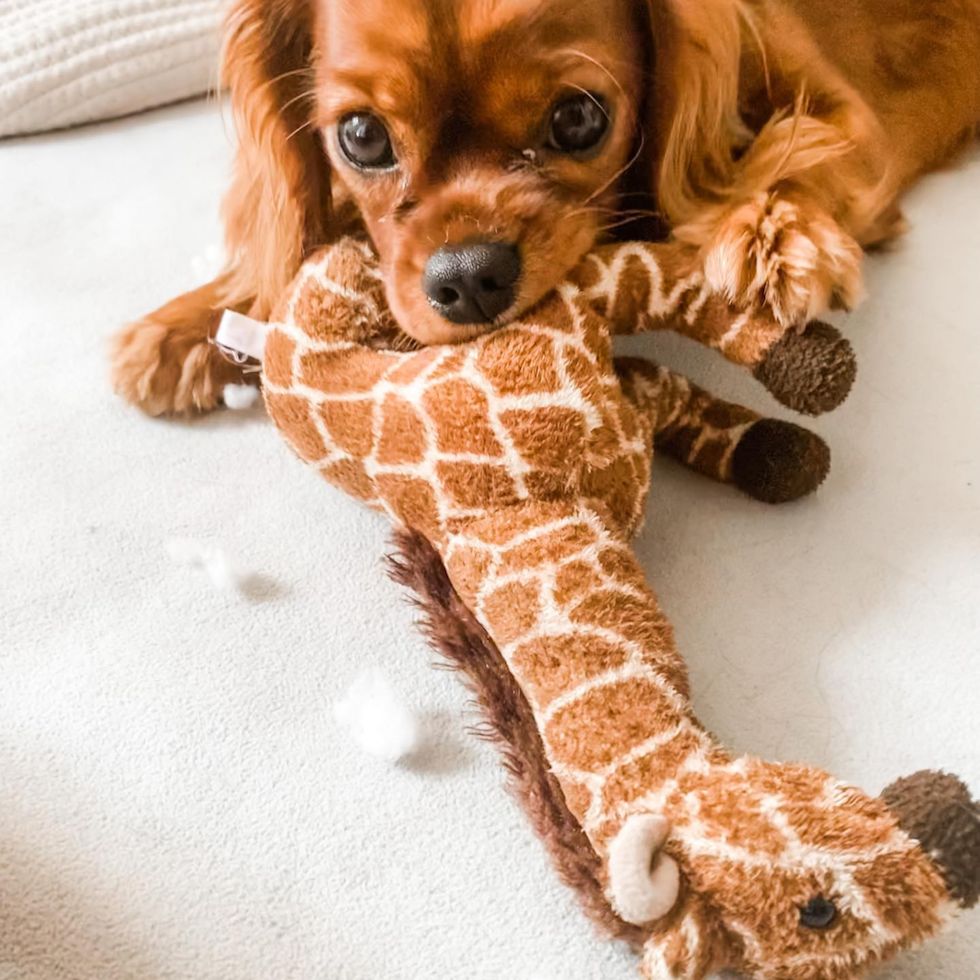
[
  {"x1": 639, "y1": 898, "x2": 718, "y2": 980},
  {"x1": 608, "y1": 814, "x2": 681, "y2": 924}
]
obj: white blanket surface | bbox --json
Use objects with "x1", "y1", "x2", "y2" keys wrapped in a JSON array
[
  {"x1": 1, "y1": 101, "x2": 978, "y2": 979},
  {"x1": 0, "y1": 0, "x2": 221, "y2": 138}
]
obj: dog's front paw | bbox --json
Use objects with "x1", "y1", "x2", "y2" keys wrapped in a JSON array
[
  {"x1": 110, "y1": 313, "x2": 244, "y2": 417},
  {"x1": 690, "y1": 192, "x2": 864, "y2": 327}
]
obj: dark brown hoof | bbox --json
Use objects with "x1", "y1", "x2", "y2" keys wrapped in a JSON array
[
  {"x1": 753, "y1": 321, "x2": 857, "y2": 416},
  {"x1": 882, "y1": 770, "x2": 980, "y2": 910},
  {"x1": 731, "y1": 419, "x2": 830, "y2": 504}
]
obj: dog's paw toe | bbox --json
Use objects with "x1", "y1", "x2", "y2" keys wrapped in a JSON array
[
  {"x1": 702, "y1": 192, "x2": 864, "y2": 327},
  {"x1": 110, "y1": 317, "x2": 238, "y2": 416}
]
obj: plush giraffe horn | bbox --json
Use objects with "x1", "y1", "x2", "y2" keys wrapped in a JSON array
[{"x1": 607, "y1": 814, "x2": 681, "y2": 925}]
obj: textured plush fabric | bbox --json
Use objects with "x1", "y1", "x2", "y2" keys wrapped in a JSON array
[
  {"x1": 262, "y1": 238, "x2": 975, "y2": 979},
  {"x1": 262, "y1": 238, "x2": 837, "y2": 536},
  {"x1": 1, "y1": 100, "x2": 979, "y2": 980},
  {"x1": 0, "y1": 0, "x2": 220, "y2": 138}
]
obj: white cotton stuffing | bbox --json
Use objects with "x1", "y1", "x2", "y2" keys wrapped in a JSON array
[
  {"x1": 165, "y1": 537, "x2": 248, "y2": 594},
  {"x1": 222, "y1": 384, "x2": 261, "y2": 410},
  {"x1": 333, "y1": 668, "x2": 421, "y2": 762},
  {"x1": 190, "y1": 243, "x2": 226, "y2": 284}
]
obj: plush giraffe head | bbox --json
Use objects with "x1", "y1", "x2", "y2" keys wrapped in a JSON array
[
  {"x1": 614, "y1": 761, "x2": 976, "y2": 980},
  {"x1": 261, "y1": 237, "x2": 979, "y2": 980}
]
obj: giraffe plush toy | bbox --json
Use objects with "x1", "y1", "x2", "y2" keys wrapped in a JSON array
[{"x1": 261, "y1": 238, "x2": 979, "y2": 980}]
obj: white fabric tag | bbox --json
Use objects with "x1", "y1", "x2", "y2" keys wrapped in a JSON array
[{"x1": 215, "y1": 310, "x2": 269, "y2": 363}]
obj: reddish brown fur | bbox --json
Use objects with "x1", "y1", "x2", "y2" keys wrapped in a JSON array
[{"x1": 112, "y1": 0, "x2": 980, "y2": 414}]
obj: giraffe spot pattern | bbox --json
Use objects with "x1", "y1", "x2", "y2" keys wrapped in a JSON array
[
  {"x1": 263, "y1": 393, "x2": 325, "y2": 461},
  {"x1": 375, "y1": 474, "x2": 441, "y2": 538},
  {"x1": 500, "y1": 406, "x2": 586, "y2": 469},
  {"x1": 561, "y1": 780, "x2": 593, "y2": 824},
  {"x1": 264, "y1": 240, "x2": 954, "y2": 980},
  {"x1": 436, "y1": 461, "x2": 517, "y2": 509},
  {"x1": 322, "y1": 458, "x2": 374, "y2": 501},
  {"x1": 522, "y1": 470, "x2": 571, "y2": 499},
  {"x1": 567, "y1": 591, "x2": 686, "y2": 698},
  {"x1": 545, "y1": 677, "x2": 681, "y2": 771},
  {"x1": 384, "y1": 347, "x2": 441, "y2": 386},
  {"x1": 376, "y1": 395, "x2": 427, "y2": 465},
  {"x1": 263, "y1": 331, "x2": 295, "y2": 389},
  {"x1": 423, "y1": 378, "x2": 502, "y2": 456},
  {"x1": 610, "y1": 254, "x2": 653, "y2": 328},
  {"x1": 319, "y1": 398, "x2": 375, "y2": 456},
  {"x1": 552, "y1": 559, "x2": 606, "y2": 607},
  {"x1": 476, "y1": 332, "x2": 562, "y2": 396},
  {"x1": 597, "y1": 729, "x2": 708, "y2": 818},
  {"x1": 481, "y1": 580, "x2": 542, "y2": 646},
  {"x1": 301, "y1": 347, "x2": 394, "y2": 394},
  {"x1": 444, "y1": 545, "x2": 493, "y2": 606},
  {"x1": 509, "y1": 633, "x2": 631, "y2": 710},
  {"x1": 496, "y1": 522, "x2": 598, "y2": 575}
]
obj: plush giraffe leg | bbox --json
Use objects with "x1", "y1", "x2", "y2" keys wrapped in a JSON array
[
  {"x1": 570, "y1": 243, "x2": 857, "y2": 416},
  {"x1": 615, "y1": 357, "x2": 830, "y2": 504}
]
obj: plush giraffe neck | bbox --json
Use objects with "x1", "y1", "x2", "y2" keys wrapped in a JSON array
[
  {"x1": 263, "y1": 238, "x2": 972, "y2": 980},
  {"x1": 260, "y1": 232, "x2": 747, "y2": 897},
  {"x1": 441, "y1": 495, "x2": 712, "y2": 830}
]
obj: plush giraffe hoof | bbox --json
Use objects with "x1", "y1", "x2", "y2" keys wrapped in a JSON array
[
  {"x1": 731, "y1": 419, "x2": 830, "y2": 504},
  {"x1": 753, "y1": 321, "x2": 856, "y2": 417}
]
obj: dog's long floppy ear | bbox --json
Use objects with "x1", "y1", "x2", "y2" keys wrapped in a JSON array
[
  {"x1": 221, "y1": 0, "x2": 333, "y2": 318},
  {"x1": 640, "y1": 0, "x2": 749, "y2": 228}
]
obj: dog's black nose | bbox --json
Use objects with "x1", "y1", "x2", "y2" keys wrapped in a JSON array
[{"x1": 422, "y1": 242, "x2": 520, "y2": 325}]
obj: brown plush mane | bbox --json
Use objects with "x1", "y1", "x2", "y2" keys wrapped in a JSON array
[{"x1": 387, "y1": 528, "x2": 646, "y2": 949}]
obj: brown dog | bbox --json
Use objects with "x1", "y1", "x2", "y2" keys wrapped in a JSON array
[{"x1": 111, "y1": 0, "x2": 980, "y2": 415}]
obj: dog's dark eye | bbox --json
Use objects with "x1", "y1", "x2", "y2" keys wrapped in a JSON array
[
  {"x1": 547, "y1": 92, "x2": 609, "y2": 154},
  {"x1": 799, "y1": 896, "x2": 837, "y2": 929},
  {"x1": 338, "y1": 113, "x2": 395, "y2": 169}
]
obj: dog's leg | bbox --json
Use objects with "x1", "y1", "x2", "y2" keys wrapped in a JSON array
[
  {"x1": 616, "y1": 357, "x2": 829, "y2": 503},
  {"x1": 110, "y1": 276, "x2": 251, "y2": 417},
  {"x1": 675, "y1": 182, "x2": 867, "y2": 328},
  {"x1": 669, "y1": 94, "x2": 898, "y2": 328},
  {"x1": 664, "y1": 7, "x2": 908, "y2": 328}
]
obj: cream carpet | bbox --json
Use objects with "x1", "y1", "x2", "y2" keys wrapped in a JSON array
[{"x1": 1, "y1": 100, "x2": 978, "y2": 979}]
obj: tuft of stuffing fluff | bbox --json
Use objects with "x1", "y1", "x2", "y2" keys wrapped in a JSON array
[
  {"x1": 190, "y1": 243, "x2": 226, "y2": 284},
  {"x1": 165, "y1": 537, "x2": 248, "y2": 594},
  {"x1": 333, "y1": 668, "x2": 421, "y2": 762},
  {"x1": 223, "y1": 384, "x2": 261, "y2": 410}
]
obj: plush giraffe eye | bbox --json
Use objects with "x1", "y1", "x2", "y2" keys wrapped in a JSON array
[{"x1": 800, "y1": 896, "x2": 837, "y2": 929}]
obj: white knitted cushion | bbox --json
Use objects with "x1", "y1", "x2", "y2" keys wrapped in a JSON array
[{"x1": 0, "y1": 0, "x2": 222, "y2": 138}]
